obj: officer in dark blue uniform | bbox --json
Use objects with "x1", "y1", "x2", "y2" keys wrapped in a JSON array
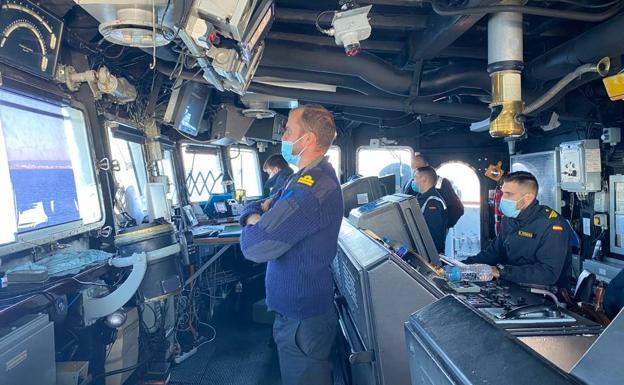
[
  {"x1": 464, "y1": 171, "x2": 571, "y2": 287},
  {"x1": 414, "y1": 166, "x2": 448, "y2": 253},
  {"x1": 239, "y1": 104, "x2": 343, "y2": 385},
  {"x1": 262, "y1": 153, "x2": 294, "y2": 196}
]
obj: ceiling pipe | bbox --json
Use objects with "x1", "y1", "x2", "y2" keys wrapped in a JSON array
[
  {"x1": 267, "y1": 32, "x2": 405, "y2": 54},
  {"x1": 268, "y1": 31, "x2": 487, "y2": 59},
  {"x1": 487, "y1": 1, "x2": 525, "y2": 138},
  {"x1": 275, "y1": 7, "x2": 427, "y2": 30},
  {"x1": 261, "y1": 41, "x2": 490, "y2": 96},
  {"x1": 261, "y1": 40, "x2": 412, "y2": 95},
  {"x1": 155, "y1": 63, "x2": 489, "y2": 120},
  {"x1": 247, "y1": 83, "x2": 490, "y2": 120},
  {"x1": 256, "y1": 65, "x2": 490, "y2": 96},
  {"x1": 255, "y1": 67, "x2": 380, "y2": 95},
  {"x1": 526, "y1": 12, "x2": 624, "y2": 82}
]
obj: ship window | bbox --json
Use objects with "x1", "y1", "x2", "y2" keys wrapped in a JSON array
[
  {"x1": 0, "y1": 89, "x2": 103, "y2": 247},
  {"x1": 229, "y1": 146, "x2": 262, "y2": 198},
  {"x1": 356, "y1": 146, "x2": 413, "y2": 192},
  {"x1": 327, "y1": 145, "x2": 341, "y2": 178},
  {"x1": 108, "y1": 129, "x2": 149, "y2": 223},
  {"x1": 182, "y1": 144, "x2": 225, "y2": 203},
  {"x1": 437, "y1": 161, "x2": 482, "y2": 259}
]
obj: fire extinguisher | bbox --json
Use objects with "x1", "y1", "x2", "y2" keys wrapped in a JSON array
[{"x1": 494, "y1": 185, "x2": 503, "y2": 236}]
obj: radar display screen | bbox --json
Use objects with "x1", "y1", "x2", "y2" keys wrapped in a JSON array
[{"x1": 0, "y1": 0, "x2": 63, "y2": 80}]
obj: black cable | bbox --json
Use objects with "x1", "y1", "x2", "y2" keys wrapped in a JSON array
[
  {"x1": 91, "y1": 361, "x2": 146, "y2": 380},
  {"x1": 160, "y1": 0, "x2": 188, "y2": 42},
  {"x1": 431, "y1": 0, "x2": 624, "y2": 21},
  {"x1": 315, "y1": 10, "x2": 336, "y2": 34}
]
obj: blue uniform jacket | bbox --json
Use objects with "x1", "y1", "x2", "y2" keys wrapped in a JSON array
[
  {"x1": 239, "y1": 157, "x2": 344, "y2": 319},
  {"x1": 417, "y1": 187, "x2": 448, "y2": 253},
  {"x1": 264, "y1": 166, "x2": 294, "y2": 196},
  {"x1": 464, "y1": 200, "x2": 571, "y2": 287}
]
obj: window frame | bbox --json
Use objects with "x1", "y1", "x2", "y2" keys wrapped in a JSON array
[
  {"x1": 229, "y1": 146, "x2": 263, "y2": 199},
  {"x1": 0, "y1": 89, "x2": 105, "y2": 257},
  {"x1": 107, "y1": 124, "x2": 150, "y2": 217},
  {"x1": 181, "y1": 143, "x2": 226, "y2": 203}
]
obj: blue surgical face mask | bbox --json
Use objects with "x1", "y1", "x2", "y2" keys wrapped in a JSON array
[
  {"x1": 499, "y1": 198, "x2": 521, "y2": 218},
  {"x1": 411, "y1": 180, "x2": 420, "y2": 193},
  {"x1": 281, "y1": 135, "x2": 307, "y2": 166}
]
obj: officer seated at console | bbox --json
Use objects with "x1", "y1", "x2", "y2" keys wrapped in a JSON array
[{"x1": 464, "y1": 171, "x2": 571, "y2": 288}]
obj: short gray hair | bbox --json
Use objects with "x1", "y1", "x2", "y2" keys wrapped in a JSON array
[{"x1": 292, "y1": 104, "x2": 336, "y2": 149}]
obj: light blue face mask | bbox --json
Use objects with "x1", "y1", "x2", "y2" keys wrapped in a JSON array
[
  {"x1": 411, "y1": 180, "x2": 420, "y2": 193},
  {"x1": 499, "y1": 198, "x2": 521, "y2": 218},
  {"x1": 281, "y1": 135, "x2": 307, "y2": 166}
]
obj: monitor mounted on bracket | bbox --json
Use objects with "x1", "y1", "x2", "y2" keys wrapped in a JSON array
[{"x1": 164, "y1": 81, "x2": 211, "y2": 137}]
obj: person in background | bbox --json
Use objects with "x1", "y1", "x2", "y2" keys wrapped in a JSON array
[
  {"x1": 263, "y1": 153, "x2": 294, "y2": 196},
  {"x1": 239, "y1": 104, "x2": 343, "y2": 385},
  {"x1": 403, "y1": 152, "x2": 464, "y2": 229},
  {"x1": 414, "y1": 166, "x2": 448, "y2": 253},
  {"x1": 463, "y1": 171, "x2": 571, "y2": 287}
]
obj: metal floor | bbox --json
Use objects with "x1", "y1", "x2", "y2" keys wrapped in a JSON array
[
  {"x1": 170, "y1": 323, "x2": 280, "y2": 385},
  {"x1": 170, "y1": 322, "x2": 346, "y2": 385}
]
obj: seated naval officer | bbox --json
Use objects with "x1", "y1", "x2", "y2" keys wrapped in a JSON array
[
  {"x1": 464, "y1": 171, "x2": 571, "y2": 287},
  {"x1": 263, "y1": 153, "x2": 294, "y2": 196},
  {"x1": 414, "y1": 166, "x2": 448, "y2": 253},
  {"x1": 239, "y1": 104, "x2": 343, "y2": 385}
]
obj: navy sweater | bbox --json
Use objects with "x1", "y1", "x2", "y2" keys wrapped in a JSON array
[{"x1": 239, "y1": 157, "x2": 343, "y2": 320}]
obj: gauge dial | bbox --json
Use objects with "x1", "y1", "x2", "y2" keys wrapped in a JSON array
[{"x1": 0, "y1": 0, "x2": 63, "y2": 79}]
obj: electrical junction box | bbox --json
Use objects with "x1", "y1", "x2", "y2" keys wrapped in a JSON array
[{"x1": 559, "y1": 140, "x2": 602, "y2": 192}]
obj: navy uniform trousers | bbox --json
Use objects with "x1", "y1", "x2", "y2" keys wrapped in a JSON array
[{"x1": 273, "y1": 307, "x2": 338, "y2": 385}]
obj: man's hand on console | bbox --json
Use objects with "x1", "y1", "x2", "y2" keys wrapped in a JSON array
[{"x1": 491, "y1": 266, "x2": 501, "y2": 279}]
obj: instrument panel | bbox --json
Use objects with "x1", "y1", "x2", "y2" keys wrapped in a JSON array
[{"x1": 0, "y1": 0, "x2": 63, "y2": 79}]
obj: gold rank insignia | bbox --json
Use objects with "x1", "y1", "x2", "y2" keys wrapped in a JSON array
[
  {"x1": 548, "y1": 210, "x2": 558, "y2": 219},
  {"x1": 552, "y1": 225, "x2": 564, "y2": 231},
  {"x1": 518, "y1": 230, "x2": 535, "y2": 238},
  {"x1": 297, "y1": 175, "x2": 315, "y2": 187}
]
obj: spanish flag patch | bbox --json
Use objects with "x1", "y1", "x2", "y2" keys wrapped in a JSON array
[
  {"x1": 297, "y1": 175, "x2": 315, "y2": 187},
  {"x1": 552, "y1": 225, "x2": 564, "y2": 231}
]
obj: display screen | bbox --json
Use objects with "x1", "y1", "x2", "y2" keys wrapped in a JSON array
[
  {"x1": 0, "y1": 89, "x2": 102, "y2": 245},
  {"x1": 173, "y1": 82, "x2": 210, "y2": 136}
]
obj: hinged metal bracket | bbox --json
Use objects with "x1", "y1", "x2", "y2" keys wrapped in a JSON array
[
  {"x1": 97, "y1": 158, "x2": 120, "y2": 172},
  {"x1": 349, "y1": 349, "x2": 375, "y2": 364}
]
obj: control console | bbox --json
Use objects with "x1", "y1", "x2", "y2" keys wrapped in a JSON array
[{"x1": 437, "y1": 279, "x2": 580, "y2": 326}]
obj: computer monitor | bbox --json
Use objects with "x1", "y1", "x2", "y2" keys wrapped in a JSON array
[
  {"x1": 348, "y1": 194, "x2": 440, "y2": 266},
  {"x1": 165, "y1": 81, "x2": 210, "y2": 136},
  {"x1": 341, "y1": 176, "x2": 384, "y2": 217},
  {"x1": 379, "y1": 174, "x2": 396, "y2": 195}
]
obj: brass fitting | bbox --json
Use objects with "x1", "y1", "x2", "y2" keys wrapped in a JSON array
[{"x1": 489, "y1": 70, "x2": 524, "y2": 138}]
